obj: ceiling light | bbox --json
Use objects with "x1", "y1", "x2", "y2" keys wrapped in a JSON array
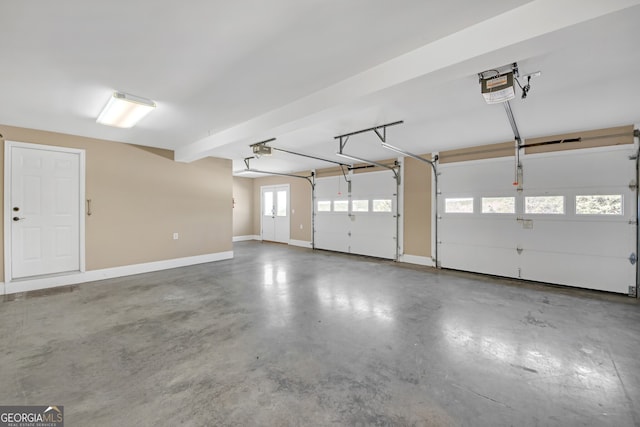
[
  {"x1": 480, "y1": 72, "x2": 515, "y2": 104},
  {"x1": 96, "y1": 92, "x2": 156, "y2": 128}
]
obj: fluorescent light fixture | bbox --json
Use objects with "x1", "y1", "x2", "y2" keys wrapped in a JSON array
[
  {"x1": 381, "y1": 142, "x2": 412, "y2": 158},
  {"x1": 336, "y1": 152, "x2": 389, "y2": 169},
  {"x1": 234, "y1": 169, "x2": 270, "y2": 176},
  {"x1": 481, "y1": 72, "x2": 515, "y2": 104},
  {"x1": 97, "y1": 91, "x2": 156, "y2": 128},
  {"x1": 234, "y1": 169, "x2": 252, "y2": 175},
  {"x1": 381, "y1": 142, "x2": 435, "y2": 165}
]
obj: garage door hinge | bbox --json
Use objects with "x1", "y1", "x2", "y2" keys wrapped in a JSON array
[
  {"x1": 629, "y1": 219, "x2": 638, "y2": 225},
  {"x1": 629, "y1": 253, "x2": 637, "y2": 265},
  {"x1": 629, "y1": 286, "x2": 637, "y2": 298},
  {"x1": 629, "y1": 180, "x2": 637, "y2": 190}
]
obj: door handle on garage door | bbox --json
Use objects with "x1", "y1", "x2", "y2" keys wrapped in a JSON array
[{"x1": 13, "y1": 216, "x2": 25, "y2": 222}]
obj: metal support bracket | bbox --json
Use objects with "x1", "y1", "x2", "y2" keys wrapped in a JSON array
[
  {"x1": 334, "y1": 120, "x2": 404, "y2": 184},
  {"x1": 334, "y1": 120, "x2": 403, "y2": 145},
  {"x1": 244, "y1": 156, "x2": 253, "y2": 169}
]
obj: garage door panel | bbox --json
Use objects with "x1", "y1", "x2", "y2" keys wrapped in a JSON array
[
  {"x1": 315, "y1": 170, "x2": 398, "y2": 260},
  {"x1": 440, "y1": 160, "x2": 515, "y2": 193},
  {"x1": 315, "y1": 176, "x2": 345, "y2": 198},
  {"x1": 524, "y1": 149, "x2": 634, "y2": 189},
  {"x1": 438, "y1": 144, "x2": 637, "y2": 294},
  {"x1": 315, "y1": 214, "x2": 349, "y2": 253},
  {"x1": 520, "y1": 220, "x2": 634, "y2": 258},
  {"x1": 440, "y1": 243, "x2": 520, "y2": 278},
  {"x1": 350, "y1": 215, "x2": 395, "y2": 238},
  {"x1": 350, "y1": 236, "x2": 396, "y2": 259},
  {"x1": 520, "y1": 252, "x2": 633, "y2": 294},
  {"x1": 350, "y1": 214, "x2": 396, "y2": 259},
  {"x1": 350, "y1": 171, "x2": 397, "y2": 195},
  {"x1": 441, "y1": 218, "x2": 519, "y2": 247}
]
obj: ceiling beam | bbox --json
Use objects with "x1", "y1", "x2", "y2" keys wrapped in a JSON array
[{"x1": 175, "y1": 0, "x2": 640, "y2": 163}]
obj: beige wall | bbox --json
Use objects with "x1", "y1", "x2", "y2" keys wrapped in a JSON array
[
  {"x1": 524, "y1": 125, "x2": 634, "y2": 154},
  {"x1": 403, "y1": 156, "x2": 432, "y2": 258},
  {"x1": 232, "y1": 177, "x2": 254, "y2": 237},
  {"x1": 252, "y1": 174, "x2": 313, "y2": 242},
  {"x1": 0, "y1": 125, "x2": 232, "y2": 276}
]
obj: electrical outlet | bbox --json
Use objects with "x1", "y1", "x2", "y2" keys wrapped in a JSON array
[{"x1": 173, "y1": 233, "x2": 179, "y2": 240}]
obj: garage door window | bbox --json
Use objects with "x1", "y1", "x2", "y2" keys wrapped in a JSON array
[
  {"x1": 317, "y1": 200, "x2": 331, "y2": 212},
  {"x1": 352, "y1": 200, "x2": 369, "y2": 212},
  {"x1": 372, "y1": 199, "x2": 392, "y2": 213},
  {"x1": 334, "y1": 200, "x2": 348, "y2": 212},
  {"x1": 576, "y1": 195, "x2": 623, "y2": 215},
  {"x1": 445, "y1": 197, "x2": 473, "y2": 213},
  {"x1": 482, "y1": 197, "x2": 515, "y2": 214},
  {"x1": 525, "y1": 196, "x2": 564, "y2": 214}
]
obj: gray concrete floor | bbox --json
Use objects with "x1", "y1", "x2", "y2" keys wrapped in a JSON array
[{"x1": 1, "y1": 241, "x2": 639, "y2": 426}]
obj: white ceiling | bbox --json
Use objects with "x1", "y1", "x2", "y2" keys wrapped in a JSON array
[{"x1": 1, "y1": 0, "x2": 639, "y2": 176}]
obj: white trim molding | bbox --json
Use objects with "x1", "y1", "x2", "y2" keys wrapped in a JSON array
[
  {"x1": 289, "y1": 239, "x2": 313, "y2": 248},
  {"x1": 1, "y1": 251, "x2": 233, "y2": 296},
  {"x1": 232, "y1": 235, "x2": 260, "y2": 242},
  {"x1": 399, "y1": 254, "x2": 435, "y2": 267}
]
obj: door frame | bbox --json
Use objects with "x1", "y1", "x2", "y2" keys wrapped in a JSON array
[
  {"x1": 4, "y1": 141, "x2": 86, "y2": 283},
  {"x1": 260, "y1": 184, "x2": 290, "y2": 243}
]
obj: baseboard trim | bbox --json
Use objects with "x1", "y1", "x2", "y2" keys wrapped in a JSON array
[
  {"x1": 1, "y1": 251, "x2": 234, "y2": 296},
  {"x1": 399, "y1": 254, "x2": 435, "y2": 267},
  {"x1": 233, "y1": 235, "x2": 260, "y2": 242},
  {"x1": 289, "y1": 239, "x2": 313, "y2": 248}
]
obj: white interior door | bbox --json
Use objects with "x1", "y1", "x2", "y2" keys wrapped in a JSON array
[
  {"x1": 7, "y1": 143, "x2": 83, "y2": 280},
  {"x1": 261, "y1": 185, "x2": 290, "y2": 243}
]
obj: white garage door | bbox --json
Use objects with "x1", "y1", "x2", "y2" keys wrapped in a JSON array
[
  {"x1": 315, "y1": 170, "x2": 398, "y2": 259},
  {"x1": 438, "y1": 144, "x2": 637, "y2": 294}
]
